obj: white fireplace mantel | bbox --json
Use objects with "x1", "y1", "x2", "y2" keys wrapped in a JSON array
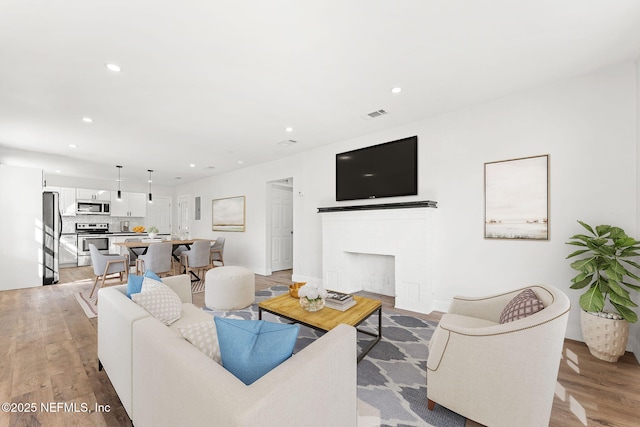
[{"x1": 320, "y1": 205, "x2": 436, "y2": 314}]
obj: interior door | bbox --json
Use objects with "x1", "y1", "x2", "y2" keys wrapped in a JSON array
[
  {"x1": 270, "y1": 184, "x2": 293, "y2": 271},
  {"x1": 177, "y1": 195, "x2": 190, "y2": 238}
]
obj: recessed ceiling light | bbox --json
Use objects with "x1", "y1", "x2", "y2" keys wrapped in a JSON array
[
  {"x1": 189, "y1": 164, "x2": 196, "y2": 168},
  {"x1": 56, "y1": 170, "x2": 61, "y2": 174},
  {"x1": 391, "y1": 87, "x2": 402, "y2": 94},
  {"x1": 105, "y1": 63, "x2": 122, "y2": 72},
  {"x1": 285, "y1": 127, "x2": 293, "y2": 132},
  {"x1": 69, "y1": 144, "x2": 77, "y2": 148},
  {"x1": 82, "y1": 117, "x2": 93, "y2": 123},
  {"x1": 238, "y1": 160, "x2": 244, "y2": 165}
]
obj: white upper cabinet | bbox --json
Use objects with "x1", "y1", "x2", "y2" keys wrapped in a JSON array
[
  {"x1": 76, "y1": 188, "x2": 110, "y2": 201},
  {"x1": 43, "y1": 186, "x2": 76, "y2": 216},
  {"x1": 128, "y1": 192, "x2": 147, "y2": 217},
  {"x1": 60, "y1": 187, "x2": 76, "y2": 216},
  {"x1": 111, "y1": 191, "x2": 147, "y2": 217}
]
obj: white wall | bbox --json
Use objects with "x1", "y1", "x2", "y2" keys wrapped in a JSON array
[
  {"x1": 634, "y1": 57, "x2": 640, "y2": 360},
  {"x1": 174, "y1": 161, "x2": 297, "y2": 275},
  {"x1": 177, "y1": 61, "x2": 639, "y2": 346},
  {"x1": 0, "y1": 165, "x2": 43, "y2": 290}
]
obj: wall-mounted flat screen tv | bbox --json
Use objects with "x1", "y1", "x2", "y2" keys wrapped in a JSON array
[{"x1": 336, "y1": 136, "x2": 418, "y2": 201}]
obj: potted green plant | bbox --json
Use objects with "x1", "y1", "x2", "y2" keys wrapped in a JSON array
[
  {"x1": 147, "y1": 226, "x2": 159, "y2": 239},
  {"x1": 566, "y1": 220, "x2": 640, "y2": 362}
]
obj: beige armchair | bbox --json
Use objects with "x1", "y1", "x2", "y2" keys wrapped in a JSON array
[{"x1": 426, "y1": 285, "x2": 570, "y2": 427}]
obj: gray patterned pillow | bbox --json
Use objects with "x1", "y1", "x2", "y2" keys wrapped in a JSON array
[
  {"x1": 179, "y1": 321, "x2": 222, "y2": 364},
  {"x1": 132, "y1": 282, "x2": 182, "y2": 325},
  {"x1": 499, "y1": 289, "x2": 545, "y2": 324}
]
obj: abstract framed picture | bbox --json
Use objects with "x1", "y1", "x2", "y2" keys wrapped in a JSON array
[
  {"x1": 212, "y1": 196, "x2": 246, "y2": 232},
  {"x1": 484, "y1": 154, "x2": 549, "y2": 240}
]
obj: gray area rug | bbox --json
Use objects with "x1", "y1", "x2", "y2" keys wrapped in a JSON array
[{"x1": 203, "y1": 285, "x2": 465, "y2": 427}]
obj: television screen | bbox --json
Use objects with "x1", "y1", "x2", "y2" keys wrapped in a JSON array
[{"x1": 336, "y1": 136, "x2": 418, "y2": 201}]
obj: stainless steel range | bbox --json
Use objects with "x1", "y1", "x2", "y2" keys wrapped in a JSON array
[{"x1": 76, "y1": 223, "x2": 110, "y2": 266}]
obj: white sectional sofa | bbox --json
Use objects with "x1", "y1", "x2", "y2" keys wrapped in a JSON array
[{"x1": 97, "y1": 274, "x2": 357, "y2": 427}]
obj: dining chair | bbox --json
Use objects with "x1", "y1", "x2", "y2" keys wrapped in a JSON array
[
  {"x1": 210, "y1": 237, "x2": 225, "y2": 267},
  {"x1": 180, "y1": 240, "x2": 212, "y2": 280},
  {"x1": 125, "y1": 238, "x2": 144, "y2": 267},
  {"x1": 88, "y1": 244, "x2": 129, "y2": 298},
  {"x1": 136, "y1": 242, "x2": 173, "y2": 276},
  {"x1": 172, "y1": 244, "x2": 189, "y2": 275}
]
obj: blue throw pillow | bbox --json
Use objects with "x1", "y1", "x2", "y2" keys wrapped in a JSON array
[
  {"x1": 214, "y1": 317, "x2": 300, "y2": 385},
  {"x1": 127, "y1": 270, "x2": 164, "y2": 297},
  {"x1": 126, "y1": 274, "x2": 144, "y2": 298}
]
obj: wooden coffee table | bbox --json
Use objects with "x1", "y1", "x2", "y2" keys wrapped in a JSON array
[{"x1": 258, "y1": 293, "x2": 382, "y2": 362}]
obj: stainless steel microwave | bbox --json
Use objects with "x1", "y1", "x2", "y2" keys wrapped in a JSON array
[{"x1": 76, "y1": 200, "x2": 111, "y2": 215}]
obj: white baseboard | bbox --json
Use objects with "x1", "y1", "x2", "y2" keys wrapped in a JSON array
[
  {"x1": 431, "y1": 299, "x2": 451, "y2": 314},
  {"x1": 630, "y1": 335, "x2": 640, "y2": 364},
  {"x1": 254, "y1": 267, "x2": 272, "y2": 276}
]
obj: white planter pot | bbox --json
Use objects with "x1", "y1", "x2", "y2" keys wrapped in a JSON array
[
  {"x1": 148, "y1": 233, "x2": 157, "y2": 239},
  {"x1": 580, "y1": 310, "x2": 629, "y2": 362}
]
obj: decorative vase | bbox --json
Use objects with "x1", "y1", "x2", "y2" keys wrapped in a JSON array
[
  {"x1": 148, "y1": 232, "x2": 157, "y2": 239},
  {"x1": 300, "y1": 297, "x2": 325, "y2": 312},
  {"x1": 580, "y1": 310, "x2": 629, "y2": 362}
]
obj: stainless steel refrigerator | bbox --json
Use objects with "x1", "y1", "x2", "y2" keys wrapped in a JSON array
[{"x1": 43, "y1": 191, "x2": 61, "y2": 285}]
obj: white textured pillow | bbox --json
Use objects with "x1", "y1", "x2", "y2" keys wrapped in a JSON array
[
  {"x1": 132, "y1": 283, "x2": 182, "y2": 325},
  {"x1": 179, "y1": 321, "x2": 222, "y2": 364},
  {"x1": 142, "y1": 276, "x2": 163, "y2": 291}
]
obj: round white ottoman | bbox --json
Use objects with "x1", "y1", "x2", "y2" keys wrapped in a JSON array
[{"x1": 204, "y1": 266, "x2": 255, "y2": 310}]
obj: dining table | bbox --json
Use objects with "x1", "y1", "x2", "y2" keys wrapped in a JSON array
[{"x1": 113, "y1": 238, "x2": 214, "y2": 280}]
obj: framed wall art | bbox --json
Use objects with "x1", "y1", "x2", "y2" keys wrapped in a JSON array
[
  {"x1": 212, "y1": 196, "x2": 246, "y2": 232},
  {"x1": 484, "y1": 154, "x2": 549, "y2": 240}
]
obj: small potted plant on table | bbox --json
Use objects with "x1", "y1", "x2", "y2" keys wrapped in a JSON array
[
  {"x1": 566, "y1": 221, "x2": 640, "y2": 362},
  {"x1": 147, "y1": 226, "x2": 159, "y2": 239}
]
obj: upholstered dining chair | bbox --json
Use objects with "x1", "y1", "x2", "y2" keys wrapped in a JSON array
[
  {"x1": 88, "y1": 244, "x2": 129, "y2": 298},
  {"x1": 180, "y1": 240, "x2": 212, "y2": 279},
  {"x1": 172, "y1": 245, "x2": 188, "y2": 275},
  {"x1": 124, "y1": 238, "x2": 144, "y2": 267},
  {"x1": 426, "y1": 285, "x2": 570, "y2": 427},
  {"x1": 136, "y1": 242, "x2": 173, "y2": 276},
  {"x1": 210, "y1": 237, "x2": 225, "y2": 267}
]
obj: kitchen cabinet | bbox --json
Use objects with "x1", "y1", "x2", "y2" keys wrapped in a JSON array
[
  {"x1": 76, "y1": 188, "x2": 110, "y2": 201},
  {"x1": 111, "y1": 191, "x2": 147, "y2": 217},
  {"x1": 60, "y1": 234, "x2": 78, "y2": 267},
  {"x1": 109, "y1": 235, "x2": 129, "y2": 255},
  {"x1": 60, "y1": 187, "x2": 76, "y2": 216},
  {"x1": 43, "y1": 186, "x2": 76, "y2": 216}
]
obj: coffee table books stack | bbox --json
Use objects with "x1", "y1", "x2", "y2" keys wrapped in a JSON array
[{"x1": 325, "y1": 290, "x2": 356, "y2": 311}]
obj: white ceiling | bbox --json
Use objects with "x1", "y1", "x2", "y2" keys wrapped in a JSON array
[{"x1": 2, "y1": 1, "x2": 640, "y2": 186}]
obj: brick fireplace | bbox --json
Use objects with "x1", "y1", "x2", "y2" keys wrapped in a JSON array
[{"x1": 319, "y1": 203, "x2": 437, "y2": 314}]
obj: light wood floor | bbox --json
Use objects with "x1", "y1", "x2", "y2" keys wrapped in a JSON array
[{"x1": 0, "y1": 267, "x2": 638, "y2": 426}]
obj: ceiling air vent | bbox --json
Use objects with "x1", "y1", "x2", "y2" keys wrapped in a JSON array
[
  {"x1": 363, "y1": 109, "x2": 388, "y2": 120},
  {"x1": 278, "y1": 139, "x2": 298, "y2": 147}
]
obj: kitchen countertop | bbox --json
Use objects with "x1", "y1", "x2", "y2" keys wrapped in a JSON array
[{"x1": 107, "y1": 232, "x2": 170, "y2": 236}]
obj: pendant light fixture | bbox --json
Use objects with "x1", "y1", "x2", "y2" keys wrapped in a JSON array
[
  {"x1": 116, "y1": 165, "x2": 123, "y2": 200},
  {"x1": 147, "y1": 169, "x2": 153, "y2": 203}
]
